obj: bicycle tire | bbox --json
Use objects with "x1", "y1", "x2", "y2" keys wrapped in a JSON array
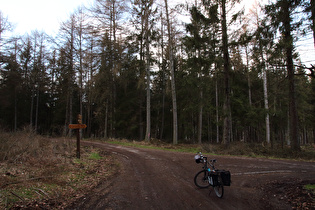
[
  {"x1": 194, "y1": 170, "x2": 210, "y2": 188},
  {"x1": 213, "y1": 176, "x2": 224, "y2": 198}
]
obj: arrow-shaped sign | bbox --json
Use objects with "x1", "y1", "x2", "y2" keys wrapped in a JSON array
[{"x1": 68, "y1": 124, "x2": 87, "y2": 129}]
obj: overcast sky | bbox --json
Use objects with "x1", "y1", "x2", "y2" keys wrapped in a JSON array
[
  {"x1": 0, "y1": 0, "x2": 92, "y2": 35},
  {"x1": 0, "y1": 0, "x2": 314, "y2": 65},
  {"x1": 0, "y1": 0, "x2": 263, "y2": 36}
]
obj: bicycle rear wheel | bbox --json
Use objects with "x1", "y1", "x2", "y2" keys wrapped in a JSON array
[
  {"x1": 194, "y1": 170, "x2": 210, "y2": 188},
  {"x1": 213, "y1": 176, "x2": 224, "y2": 198}
]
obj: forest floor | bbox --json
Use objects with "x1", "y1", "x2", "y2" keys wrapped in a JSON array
[{"x1": 0, "y1": 133, "x2": 314, "y2": 209}]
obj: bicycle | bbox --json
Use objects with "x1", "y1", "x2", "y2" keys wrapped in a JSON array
[{"x1": 194, "y1": 152, "x2": 231, "y2": 198}]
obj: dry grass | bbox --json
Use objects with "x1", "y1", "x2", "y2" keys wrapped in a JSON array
[
  {"x1": 1, "y1": 133, "x2": 313, "y2": 208},
  {"x1": 0, "y1": 131, "x2": 119, "y2": 209}
]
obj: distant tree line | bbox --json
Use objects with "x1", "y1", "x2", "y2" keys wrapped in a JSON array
[{"x1": 0, "y1": 0, "x2": 314, "y2": 150}]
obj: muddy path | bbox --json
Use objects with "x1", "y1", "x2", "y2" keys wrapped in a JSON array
[{"x1": 66, "y1": 141, "x2": 315, "y2": 210}]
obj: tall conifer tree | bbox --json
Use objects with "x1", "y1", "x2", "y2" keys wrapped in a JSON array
[{"x1": 265, "y1": 0, "x2": 304, "y2": 151}]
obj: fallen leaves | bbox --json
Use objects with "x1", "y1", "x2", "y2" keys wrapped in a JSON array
[
  {"x1": 260, "y1": 178, "x2": 315, "y2": 209},
  {"x1": 0, "y1": 137, "x2": 119, "y2": 209}
]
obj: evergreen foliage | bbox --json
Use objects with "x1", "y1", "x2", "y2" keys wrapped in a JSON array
[{"x1": 0, "y1": 0, "x2": 314, "y2": 148}]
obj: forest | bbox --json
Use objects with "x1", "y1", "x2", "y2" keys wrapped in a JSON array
[{"x1": 0, "y1": 0, "x2": 315, "y2": 150}]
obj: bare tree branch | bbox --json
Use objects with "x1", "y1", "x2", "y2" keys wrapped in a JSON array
[{"x1": 295, "y1": 64, "x2": 315, "y2": 78}]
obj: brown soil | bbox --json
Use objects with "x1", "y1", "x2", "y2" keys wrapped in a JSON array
[{"x1": 62, "y1": 141, "x2": 315, "y2": 210}]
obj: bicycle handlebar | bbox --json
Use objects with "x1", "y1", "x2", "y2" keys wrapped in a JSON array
[
  {"x1": 195, "y1": 152, "x2": 217, "y2": 170},
  {"x1": 210, "y1": 159, "x2": 217, "y2": 163}
]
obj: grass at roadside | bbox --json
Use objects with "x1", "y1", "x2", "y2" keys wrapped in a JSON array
[
  {"x1": 304, "y1": 184, "x2": 315, "y2": 193},
  {"x1": 105, "y1": 138, "x2": 315, "y2": 161},
  {"x1": 107, "y1": 139, "x2": 206, "y2": 154},
  {"x1": 1, "y1": 132, "x2": 314, "y2": 209},
  {"x1": 0, "y1": 132, "x2": 119, "y2": 209}
]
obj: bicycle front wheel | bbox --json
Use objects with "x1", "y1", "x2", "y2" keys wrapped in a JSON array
[
  {"x1": 194, "y1": 170, "x2": 210, "y2": 188},
  {"x1": 213, "y1": 176, "x2": 224, "y2": 198}
]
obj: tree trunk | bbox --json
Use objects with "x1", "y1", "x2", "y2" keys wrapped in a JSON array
[
  {"x1": 69, "y1": 90, "x2": 73, "y2": 137},
  {"x1": 144, "y1": 8, "x2": 151, "y2": 141},
  {"x1": 221, "y1": 0, "x2": 231, "y2": 146},
  {"x1": 198, "y1": 89, "x2": 203, "y2": 144},
  {"x1": 78, "y1": 13, "x2": 84, "y2": 138},
  {"x1": 216, "y1": 74, "x2": 219, "y2": 143},
  {"x1": 14, "y1": 87, "x2": 17, "y2": 132},
  {"x1": 245, "y1": 46, "x2": 252, "y2": 107},
  {"x1": 30, "y1": 90, "x2": 34, "y2": 130},
  {"x1": 263, "y1": 66, "x2": 270, "y2": 145},
  {"x1": 35, "y1": 88, "x2": 39, "y2": 132},
  {"x1": 164, "y1": 0, "x2": 178, "y2": 144},
  {"x1": 105, "y1": 100, "x2": 109, "y2": 139},
  {"x1": 259, "y1": 37, "x2": 270, "y2": 145},
  {"x1": 283, "y1": 1, "x2": 300, "y2": 151},
  {"x1": 64, "y1": 91, "x2": 69, "y2": 137},
  {"x1": 139, "y1": 5, "x2": 145, "y2": 141},
  {"x1": 311, "y1": 0, "x2": 315, "y2": 48},
  {"x1": 160, "y1": 11, "x2": 166, "y2": 140},
  {"x1": 263, "y1": 73, "x2": 270, "y2": 144},
  {"x1": 145, "y1": 40, "x2": 151, "y2": 142},
  {"x1": 69, "y1": 16, "x2": 75, "y2": 138}
]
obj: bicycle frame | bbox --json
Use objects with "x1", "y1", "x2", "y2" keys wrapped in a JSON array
[
  {"x1": 194, "y1": 153, "x2": 225, "y2": 198},
  {"x1": 202, "y1": 158, "x2": 220, "y2": 186},
  {"x1": 197, "y1": 155, "x2": 216, "y2": 172}
]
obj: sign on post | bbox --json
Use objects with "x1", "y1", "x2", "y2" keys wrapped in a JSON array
[
  {"x1": 68, "y1": 114, "x2": 87, "y2": 159},
  {"x1": 69, "y1": 124, "x2": 87, "y2": 129}
]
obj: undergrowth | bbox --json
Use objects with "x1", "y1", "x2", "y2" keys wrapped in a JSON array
[
  {"x1": 205, "y1": 142, "x2": 315, "y2": 161},
  {"x1": 0, "y1": 131, "x2": 119, "y2": 209},
  {"x1": 107, "y1": 139, "x2": 315, "y2": 161}
]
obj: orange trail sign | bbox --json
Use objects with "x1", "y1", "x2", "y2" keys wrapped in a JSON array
[
  {"x1": 68, "y1": 124, "x2": 87, "y2": 129},
  {"x1": 68, "y1": 122, "x2": 87, "y2": 159}
]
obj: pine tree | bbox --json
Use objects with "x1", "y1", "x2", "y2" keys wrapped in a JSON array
[
  {"x1": 164, "y1": 0, "x2": 178, "y2": 144},
  {"x1": 91, "y1": 0, "x2": 128, "y2": 138},
  {"x1": 0, "y1": 45, "x2": 21, "y2": 131},
  {"x1": 183, "y1": 1, "x2": 219, "y2": 143},
  {"x1": 265, "y1": 0, "x2": 304, "y2": 151},
  {"x1": 248, "y1": 2, "x2": 274, "y2": 145},
  {"x1": 221, "y1": 0, "x2": 231, "y2": 145},
  {"x1": 130, "y1": 0, "x2": 157, "y2": 141}
]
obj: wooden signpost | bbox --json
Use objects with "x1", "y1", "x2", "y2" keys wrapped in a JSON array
[
  {"x1": 68, "y1": 114, "x2": 87, "y2": 159},
  {"x1": 69, "y1": 124, "x2": 87, "y2": 129}
]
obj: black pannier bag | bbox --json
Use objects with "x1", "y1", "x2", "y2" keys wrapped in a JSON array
[
  {"x1": 217, "y1": 170, "x2": 231, "y2": 186},
  {"x1": 210, "y1": 172, "x2": 219, "y2": 186}
]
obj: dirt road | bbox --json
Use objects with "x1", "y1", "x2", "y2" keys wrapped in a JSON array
[{"x1": 66, "y1": 141, "x2": 315, "y2": 210}]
